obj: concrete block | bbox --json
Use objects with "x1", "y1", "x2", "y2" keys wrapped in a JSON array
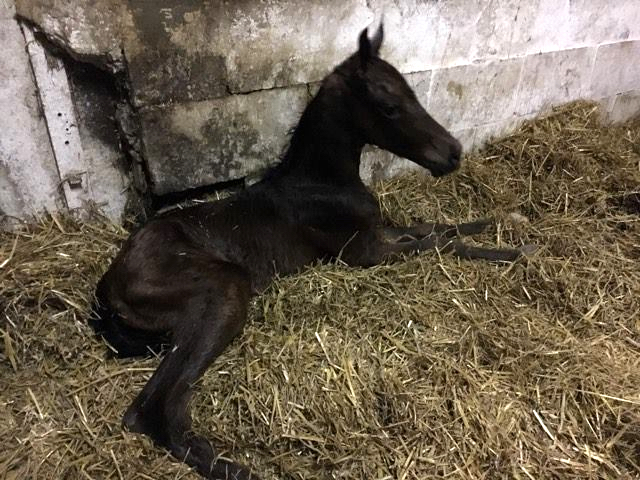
[
  {"x1": 141, "y1": 86, "x2": 309, "y2": 195},
  {"x1": 568, "y1": 0, "x2": 640, "y2": 45},
  {"x1": 1, "y1": 0, "x2": 15, "y2": 19},
  {"x1": 511, "y1": 0, "x2": 640, "y2": 57},
  {"x1": 437, "y1": 0, "x2": 519, "y2": 64},
  {"x1": 591, "y1": 41, "x2": 640, "y2": 99},
  {"x1": 373, "y1": 0, "x2": 522, "y2": 69},
  {"x1": 15, "y1": 0, "x2": 126, "y2": 69},
  {"x1": 221, "y1": 0, "x2": 372, "y2": 93},
  {"x1": 0, "y1": 19, "x2": 62, "y2": 220},
  {"x1": 405, "y1": 70, "x2": 432, "y2": 108},
  {"x1": 516, "y1": 47, "x2": 596, "y2": 116},
  {"x1": 125, "y1": 0, "x2": 372, "y2": 107},
  {"x1": 124, "y1": 1, "x2": 228, "y2": 107},
  {"x1": 367, "y1": 0, "x2": 444, "y2": 71},
  {"x1": 463, "y1": 0, "x2": 520, "y2": 61},
  {"x1": 602, "y1": 91, "x2": 640, "y2": 124},
  {"x1": 510, "y1": 0, "x2": 573, "y2": 57},
  {"x1": 427, "y1": 58, "x2": 524, "y2": 132}
]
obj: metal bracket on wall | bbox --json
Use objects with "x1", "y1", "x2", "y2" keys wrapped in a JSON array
[{"x1": 22, "y1": 25, "x2": 91, "y2": 212}]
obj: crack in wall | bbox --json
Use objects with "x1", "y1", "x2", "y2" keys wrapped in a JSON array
[{"x1": 111, "y1": 45, "x2": 156, "y2": 221}]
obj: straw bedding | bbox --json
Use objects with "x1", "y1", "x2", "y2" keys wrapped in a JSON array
[{"x1": 1, "y1": 102, "x2": 639, "y2": 479}]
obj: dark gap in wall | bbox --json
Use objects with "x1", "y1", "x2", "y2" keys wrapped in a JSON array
[
  {"x1": 64, "y1": 60, "x2": 120, "y2": 149},
  {"x1": 112, "y1": 46, "x2": 155, "y2": 224},
  {"x1": 152, "y1": 177, "x2": 245, "y2": 214},
  {"x1": 62, "y1": 54, "x2": 155, "y2": 225}
]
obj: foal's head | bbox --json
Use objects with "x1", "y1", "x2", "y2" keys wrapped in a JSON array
[{"x1": 332, "y1": 24, "x2": 462, "y2": 177}]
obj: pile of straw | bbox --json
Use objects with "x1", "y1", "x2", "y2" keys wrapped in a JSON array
[{"x1": 1, "y1": 102, "x2": 639, "y2": 479}]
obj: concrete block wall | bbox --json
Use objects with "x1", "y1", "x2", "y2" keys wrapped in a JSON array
[{"x1": 5, "y1": 0, "x2": 640, "y2": 221}]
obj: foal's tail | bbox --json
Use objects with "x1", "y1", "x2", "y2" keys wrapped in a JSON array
[{"x1": 89, "y1": 280, "x2": 169, "y2": 358}]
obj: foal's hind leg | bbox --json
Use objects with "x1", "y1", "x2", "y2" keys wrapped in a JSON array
[
  {"x1": 123, "y1": 264, "x2": 258, "y2": 480},
  {"x1": 345, "y1": 227, "x2": 529, "y2": 265}
]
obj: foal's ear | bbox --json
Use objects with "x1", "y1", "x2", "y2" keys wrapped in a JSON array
[
  {"x1": 358, "y1": 27, "x2": 371, "y2": 65},
  {"x1": 371, "y1": 22, "x2": 384, "y2": 56},
  {"x1": 358, "y1": 23, "x2": 383, "y2": 66}
]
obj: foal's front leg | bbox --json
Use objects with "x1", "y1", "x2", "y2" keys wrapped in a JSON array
[
  {"x1": 379, "y1": 218, "x2": 533, "y2": 262},
  {"x1": 382, "y1": 218, "x2": 492, "y2": 243},
  {"x1": 342, "y1": 219, "x2": 527, "y2": 265},
  {"x1": 382, "y1": 231, "x2": 524, "y2": 262}
]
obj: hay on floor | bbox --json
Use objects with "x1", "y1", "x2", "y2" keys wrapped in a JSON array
[{"x1": 1, "y1": 102, "x2": 639, "y2": 479}]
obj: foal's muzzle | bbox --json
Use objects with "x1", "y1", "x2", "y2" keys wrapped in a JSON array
[{"x1": 425, "y1": 137, "x2": 463, "y2": 177}]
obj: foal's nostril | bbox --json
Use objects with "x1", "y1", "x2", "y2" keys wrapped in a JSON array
[{"x1": 448, "y1": 139, "x2": 462, "y2": 167}]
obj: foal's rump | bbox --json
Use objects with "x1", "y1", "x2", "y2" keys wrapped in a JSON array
[{"x1": 89, "y1": 217, "x2": 236, "y2": 358}]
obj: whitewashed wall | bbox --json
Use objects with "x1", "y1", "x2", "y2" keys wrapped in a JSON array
[
  {"x1": 0, "y1": 0, "x2": 62, "y2": 226},
  {"x1": 3, "y1": 0, "x2": 640, "y2": 223}
]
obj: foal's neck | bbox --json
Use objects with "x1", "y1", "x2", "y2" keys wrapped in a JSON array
[{"x1": 275, "y1": 83, "x2": 364, "y2": 186}]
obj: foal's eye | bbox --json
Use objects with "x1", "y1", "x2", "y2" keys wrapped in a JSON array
[{"x1": 380, "y1": 104, "x2": 400, "y2": 119}]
